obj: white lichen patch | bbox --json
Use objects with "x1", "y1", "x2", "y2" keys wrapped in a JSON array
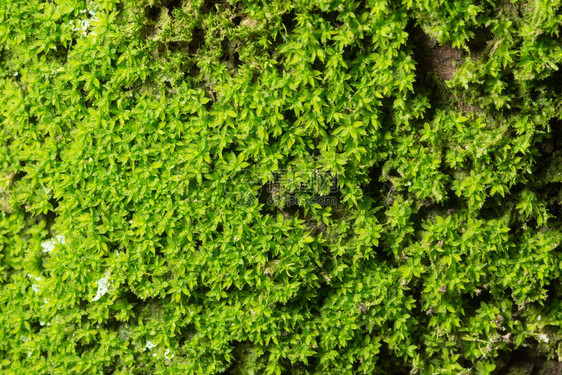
[
  {"x1": 92, "y1": 273, "x2": 111, "y2": 301},
  {"x1": 144, "y1": 340, "x2": 157, "y2": 351},
  {"x1": 56, "y1": 234, "x2": 65, "y2": 244},
  {"x1": 41, "y1": 239, "x2": 56, "y2": 253},
  {"x1": 41, "y1": 234, "x2": 65, "y2": 253},
  {"x1": 164, "y1": 348, "x2": 174, "y2": 360},
  {"x1": 71, "y1": 1, "x2": 100, "y2": 36},
  {"x1": 27, "y1": 273, "x2": 41, "y2": 282},
  {"x1": 538, "y1": 333, "x2": 549, "y2": 343},
  {"x1": 27, "y1": 274, "x2": 41, "y2": 292}
]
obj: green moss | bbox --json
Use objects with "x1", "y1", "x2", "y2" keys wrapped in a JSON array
[{"x1": 1, "y1": 0, "x2": 562, "y2": 373}]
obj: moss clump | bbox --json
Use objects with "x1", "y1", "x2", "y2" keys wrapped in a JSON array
[{"x1": 1, "y1": 0, "x2": 562, "y2": 373}]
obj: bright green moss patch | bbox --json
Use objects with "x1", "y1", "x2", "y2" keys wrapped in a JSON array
[{"x1": 1, "y1": 0, "x2": 562, "y2": 373}]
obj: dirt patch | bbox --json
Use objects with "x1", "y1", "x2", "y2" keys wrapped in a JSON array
[
  {"x1": 467, "y1": 27, "x2": 493, "y2": 58},
  {"x1": 494, "y1": 347, "x2": 562, "y2": 375},
  {"x1": 542, "y1": 118, "x2": 562, "y2": 155},
  {"x1": 411, "y1": 27, "x2": 463, "y2": 81},
  {"x1": 453, "y1": 93, "x2": 485, "y2": 115}
]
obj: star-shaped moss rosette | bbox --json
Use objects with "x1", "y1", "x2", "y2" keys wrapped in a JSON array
[{"x1": 1, "y1": 0, "x2": 562, "y2": 374}]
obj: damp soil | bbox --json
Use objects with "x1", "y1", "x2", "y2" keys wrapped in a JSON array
[
  {"x1": 493, "y1": 346, "x2": 562, "y2": 375},
  {"x1": 410, "y1": 26, "x2": 463, "y2": 81}
]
